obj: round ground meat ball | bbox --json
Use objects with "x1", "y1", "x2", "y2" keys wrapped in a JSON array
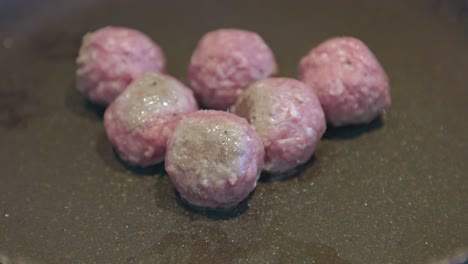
[
  {"x1": 76, "y1": 26, "x2": 166, "y2": 106},
  {"x1": 299, "y1": 37, "x2": 390, "y2": 126},
  {"x1": 188, "y1": 29, "x2": 278, "y2": 110},
  {"x1": 230, "y1": 78, "x2": 326, "y2": 174},
  {"x1": 165, "y1": 110, "x2": 264, "y2": 209},
  {"x1": 104, "y1": 73, "x2": 197, "y2": 167}
]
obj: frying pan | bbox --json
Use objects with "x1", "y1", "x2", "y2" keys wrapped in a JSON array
[{"x1": 0, "y1": 0, "x2": 467, "y2": 263}]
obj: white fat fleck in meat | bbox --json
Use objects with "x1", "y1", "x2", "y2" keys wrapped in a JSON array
[
  {"x1": 106, "y1": 37, "x2": 116, "y2": 47},
  {"x1": 329, "y1": 80, "x2": 345, "y2": 96},
  {"x1": 289, "y1": 105, "x2": 300, "y2": 119},
  {"x1": 337, "y1": 49, "x2": 346, "y2": 56},
  {"x1": 320, "y1": 53, "x2": 329, "y2": 60},
  {"x1": 232, "y1": 51, "x2": 249, "y2": 68}
]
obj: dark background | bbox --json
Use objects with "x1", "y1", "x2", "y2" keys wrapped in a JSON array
[{"x1": 0, "y1": 0, "x2": 467, "y2": 263}]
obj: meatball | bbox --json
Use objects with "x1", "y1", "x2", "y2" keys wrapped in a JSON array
[
  {"x1": 231, "y1": 78, "x2": 326, "y2": 174},
  {"x1": 299, "y1": 37, "x2": 390, "y2": 126},
  {"x1": 165, "y1": 110, "x2": 264, "y2": 209},
  {"x1": 104, "y1": 73, "x2": 198, "y2": 167},
  {"x1": 76, "y1": 26, "x2": 166, "y2": 106},
  {"x1": 188, "y1": 29, "x2": 277, "y2": 110}
]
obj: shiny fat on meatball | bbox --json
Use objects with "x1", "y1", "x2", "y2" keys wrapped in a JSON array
[
  {"x1": 104, "y1": 73, "x2": 198, "y2": 167},
  {"x1": 299, "y1": 37, "x2": 390, "y2": 126},
  {"x1": 188, "y1": 29, "x2": 277, "y2": 110},
  {"x1": 165, "y1": 110, "x2": 264, "y2": 209},
  {"x1": 231, "y1": 78, "x2": 326, "y2": 174},
  {"x1": 76, "y1": 26, "x2": 166, "y2": 106}
]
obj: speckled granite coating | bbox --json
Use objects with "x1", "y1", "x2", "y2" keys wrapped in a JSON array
[{"x1": 0, "y1": 1, "x2": 467, "y2": 263}]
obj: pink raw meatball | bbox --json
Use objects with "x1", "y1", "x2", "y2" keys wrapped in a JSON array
[
  {"x1": 76, "y1": 26, "x2": 166, "y2": 106},
  {"x1": 188, "y1": 29, "x2": 278, "y2": 110},
  {"x1": 299, "y1": 37, "x2": 390, "y2": 126},
  {"x1": 104, "y1": 73, "x2": 198, "y2": 167},
  {"x1": 165, "y1": 110, "x2": 264, "y2": 209},
  {"x1": 231, "y1": 78, "x2": 326, "y2": 174}
]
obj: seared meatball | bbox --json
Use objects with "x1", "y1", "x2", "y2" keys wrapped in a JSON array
[
  {"x1": 231, "y1": 78, "x2": 326, "y2": 174},
  {"x1": 165, "y1": 110, "x2": 264, "y2": 208},
  {"x1": 104, "y1": 73, "x2": 197, "y2": 167},
  {"x1": 76, "y1": 26, "x2": 166, "y2": 106},
  {"x1": 188, "y1": 29, "x2": 277, "y2": 110},
  {"x1": 299, "y1": 37, "x2": 390, "y2": 126}
]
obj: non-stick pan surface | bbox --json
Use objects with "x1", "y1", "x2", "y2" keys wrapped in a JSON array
[{"x1": 0, "y1": 0, "x2": 467, "y2": 263}]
